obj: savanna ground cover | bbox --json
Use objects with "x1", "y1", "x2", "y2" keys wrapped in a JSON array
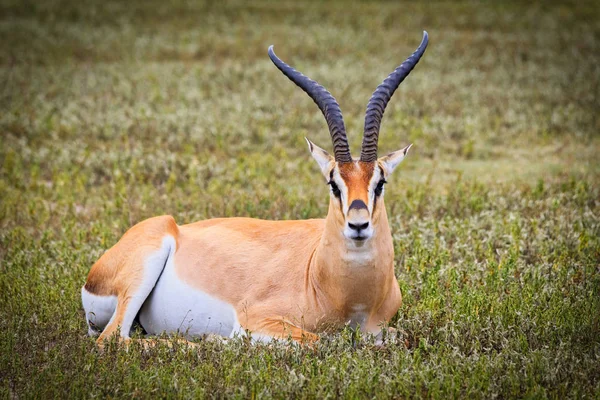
[{"x1": 1, "y1": 0, "x2": 599, "y2": 398}]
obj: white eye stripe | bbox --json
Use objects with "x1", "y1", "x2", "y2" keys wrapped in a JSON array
[
  {"x1": 330, "y1": 168, "x2": 350, "y2": 213},
  {"x1": 332, "y1": 164, "x2": 386, "y2": 216},
  {"x1": 366, "y1": 168, "x2": 386, "y2": 214}
]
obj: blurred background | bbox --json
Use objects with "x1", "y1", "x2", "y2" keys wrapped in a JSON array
[
  {"x1": 2, "y1": 2, "x2": 598, "y2": 223},
  {"x1": 1, "y1": 1, "x2": 599, "y2": 397}
]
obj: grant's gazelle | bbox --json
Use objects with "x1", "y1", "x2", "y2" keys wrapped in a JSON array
[{"x1": 82, "y1": 32, "x2": 429, "y2": 345}]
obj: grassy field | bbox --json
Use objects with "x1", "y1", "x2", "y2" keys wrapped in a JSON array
[{"x1": 1, "y1": 0, "x2": 599, "y2": 398}]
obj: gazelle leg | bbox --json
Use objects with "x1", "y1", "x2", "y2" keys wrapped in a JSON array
[
  {"x1": 245, "y1": 317, "x2": 319, "y2": 345},
  {"x1": 96, "y1": 236, "x2": 176, "y2": 345}
]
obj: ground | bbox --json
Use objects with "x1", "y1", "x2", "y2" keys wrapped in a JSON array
[{"x1": 1, "y1": 0, "x2": 599, "y2": 398}]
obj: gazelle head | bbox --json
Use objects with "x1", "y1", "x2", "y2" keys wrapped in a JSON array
[{"x1": 269, "y1": 32, "x2": 428, "y2": 243}]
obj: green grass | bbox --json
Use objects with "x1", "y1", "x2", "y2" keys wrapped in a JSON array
[{"x1": 1, "y1": 0, "x2": 599, "y2": 398}]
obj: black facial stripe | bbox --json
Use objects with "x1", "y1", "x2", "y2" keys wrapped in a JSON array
[
  {"x1": 349, "y1": 199, "x2": 368, "y2": 211},
  {"x1": 373, "y1": 168, "x2": 386, "y2": 211}
]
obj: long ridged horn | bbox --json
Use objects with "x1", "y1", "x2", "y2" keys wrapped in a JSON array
[
  {"x1": 360, "y1": 31, "x2": 429, "y2": 162},
  {"x1": 268, "y1": 46, "x2": 352, "y2": 163}
]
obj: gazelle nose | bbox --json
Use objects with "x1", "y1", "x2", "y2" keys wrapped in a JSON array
[{"x1": 348, "y1": 222, "x2": 369, "y2": 232}]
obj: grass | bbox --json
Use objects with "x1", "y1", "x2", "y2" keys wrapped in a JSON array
[{"x1": 1, "y1": 0, "x2": 599, "y2": 397}]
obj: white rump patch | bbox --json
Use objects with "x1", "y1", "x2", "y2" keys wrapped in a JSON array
[{"x1": 81, "y1": 287, "x2": 117, "y2": 336}]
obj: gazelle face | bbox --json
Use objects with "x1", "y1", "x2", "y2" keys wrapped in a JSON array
[
  {"x1": 307, "y1": 139, "x2": 411, "y2": 243},
  {"x1": 271, "y1": 32, "x2": 427, "y2": 243}
]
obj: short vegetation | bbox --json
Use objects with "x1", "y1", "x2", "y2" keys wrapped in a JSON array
[{"x1": 1, "y1": 0, "x2": 599, "y2": 398}]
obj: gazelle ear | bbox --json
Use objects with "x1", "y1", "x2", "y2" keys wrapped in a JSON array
[
  {"x1": 379, "y1": 144, "x2": 412, "y2": 175},
  {"x1": 306, "y1": 138, "x2": 335, "y2": 178}
]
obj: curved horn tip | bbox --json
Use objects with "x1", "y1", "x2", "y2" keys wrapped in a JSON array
[
  {"x1": 304, "y1": 137, "x2": 313, "y2": 152},
  {"x1": 267, "y1": 44, "x2": 351, "y2": 164}
]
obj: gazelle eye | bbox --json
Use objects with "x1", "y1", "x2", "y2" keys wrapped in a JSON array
[
  {"x1": 374, "y1": 180, "x2": 386, "y2": 197},
  {"x1": 328, "y1": 181, "x2": 341, "y2": 198}
]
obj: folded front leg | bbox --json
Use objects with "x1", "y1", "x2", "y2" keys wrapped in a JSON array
[{"x1": 243, "y1": 316, "x2": 319, "y2": 344}]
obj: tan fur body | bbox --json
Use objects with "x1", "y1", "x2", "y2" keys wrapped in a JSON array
[
  {"x1": 83, "y1": 33, "x2": 428, "y2": 346},
  {"x1": 84, "y1": 161, "x2": 402, "y2": 344}
]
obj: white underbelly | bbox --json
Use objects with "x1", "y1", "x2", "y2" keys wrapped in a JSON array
[{"x1": 139, "y1": 256, "x2": 240, "y2": 338}]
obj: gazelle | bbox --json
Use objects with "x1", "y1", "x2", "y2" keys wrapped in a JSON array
[{"x1": 82, "y1": 32, "x2": 429, "y2": 345}]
